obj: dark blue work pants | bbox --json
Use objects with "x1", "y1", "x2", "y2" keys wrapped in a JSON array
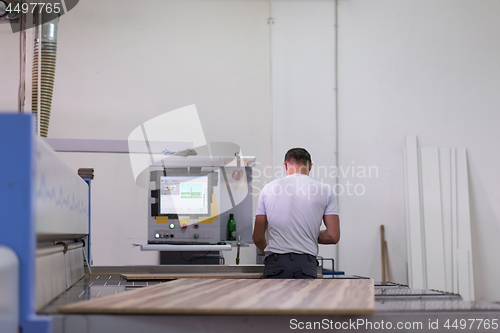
[{"x1": 263, "y1": 253, "x2": 318, "y2": 279}]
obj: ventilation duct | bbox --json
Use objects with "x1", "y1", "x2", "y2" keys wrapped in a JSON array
[{"x1": 32, "y1": 12, "x2": 58, "y2": 137}]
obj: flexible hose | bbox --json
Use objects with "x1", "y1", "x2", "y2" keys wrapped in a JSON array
[
  {"x1": 32, "y1": 15, "x2": 58, "y2": 137},
  {"x1": 32, "y1": 41, "x2": 56, "y2": 137}
]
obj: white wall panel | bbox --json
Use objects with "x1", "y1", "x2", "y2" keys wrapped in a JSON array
[
  {"x1": 457, "y1": 249, "x2": 472, "y2": 301},
  {"x1": 420, "y1": 148, "x2": 446, "y2": 291},
  {"x1": 439, "y1": 148, "x2": 453, "y2": 292},
  {"x1": 451, "y1": 148, "x2": 459, "y2": 293},
  {"x1": 456, "y1": 149, "x2": 474, "y2": 300},
  {"x1": 404, "y1": 136, "x2": 425, "y2": 289}
]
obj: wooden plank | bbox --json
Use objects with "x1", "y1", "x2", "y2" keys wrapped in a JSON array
[
  {"x1": 404, "y1": 136, "x2": 425, "y2": 289},
  {"x1": 420, "y1": 148, "x2": 446, "y2": 291},
  {"x1": 456, "y1": 149, "x2": 474, "y2": 300},
  {"x1": 383, "y1": 241, "x2": 390, "y2": 282},
  {"x1": 439, "y1": 148, "x2": 453, "y2": 293},
  {"x1": 59, "y1": 278, "x2": 374, "y2": 315},
  {"x1": 121, "y1": 273, "x2": 263, "y2": 280}
]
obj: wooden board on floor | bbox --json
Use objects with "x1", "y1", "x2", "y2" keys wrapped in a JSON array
[
  {"x1": 121, "y1": 272, "x2": 263, "y2": 280},
  {"x1": 59, "y1": 278, "x2": 374, "y2": 315}
]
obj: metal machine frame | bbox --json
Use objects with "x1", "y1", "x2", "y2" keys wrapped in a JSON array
[{"x1": 0, "y1": 114, "x2": 91, "y2": 333}]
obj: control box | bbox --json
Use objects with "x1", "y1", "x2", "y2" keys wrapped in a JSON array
[{"x1": 147, "y1": 161, "x2": 254, "y2": 245}]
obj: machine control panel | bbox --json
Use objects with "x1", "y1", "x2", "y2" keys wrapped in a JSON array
[
  {"x1": 147, "y1": 162, "x2": 254, "y2": 246},
  {"x1": 150, "y1": 220, "x2": 216, "y2": 244}
]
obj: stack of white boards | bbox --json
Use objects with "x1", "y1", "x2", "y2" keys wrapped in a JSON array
[{"x1": 403, "y1": 136, "x2": 474, "y2": 301}]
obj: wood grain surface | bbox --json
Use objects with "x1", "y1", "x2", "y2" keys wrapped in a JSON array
[
  {"x1": 121, "y1": 273, "x2": 263, "y2": 280},
  {"x1": 59, "y1": 278, "x2": 374, "y2": 315}
]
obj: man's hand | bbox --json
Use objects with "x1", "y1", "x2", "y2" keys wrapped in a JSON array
[
  {"x1": 318, "y1": 215, "x2": 340, "y2": 244},
  {"x1": 253, "y1": 215, "x2": 268, "y2": 255}
]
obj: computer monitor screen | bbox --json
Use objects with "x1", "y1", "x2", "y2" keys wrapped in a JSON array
[{"x1": 160, "y1": 176, "x2": 209, "y2": 215}]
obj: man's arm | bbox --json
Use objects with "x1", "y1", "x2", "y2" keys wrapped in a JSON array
[
  {"x1": 253, "y1": 215, "x2": 268, "y2": 256},
  {"x1": 318, "y1": 214, "x2": 340, "y2": 244}
]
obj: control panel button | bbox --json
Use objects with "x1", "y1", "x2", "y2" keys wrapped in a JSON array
[
  {"x1": 155, "y1": 233, "x2": 160, "y2": 239},
  {"x1": 169, "y1": 223, "x2": 175, "y2": 229},
  {"x1": 194, "y1": 233, "x2": 199, "y2": 239}
]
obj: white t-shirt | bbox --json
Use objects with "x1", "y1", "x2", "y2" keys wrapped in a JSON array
[{"x1": 255, "y1": 173, "x2": 339, "y2": 256}]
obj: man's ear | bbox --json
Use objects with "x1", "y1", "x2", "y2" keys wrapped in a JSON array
[
  {"x1": 283, "y1": 162, "x2": 288, "y2": 171},
  {"x1": 309, "y1": 163, "x2": 313, "y2": 172}
]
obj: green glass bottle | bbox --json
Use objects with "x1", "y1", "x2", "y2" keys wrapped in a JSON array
[{"x1": 227, "y1": 214, "x2": 236, "y2": 241}]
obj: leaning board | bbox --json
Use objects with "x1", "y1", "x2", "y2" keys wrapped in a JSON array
[{"x1": 58, "y1": 278, "x2": 374, "y2": 315}]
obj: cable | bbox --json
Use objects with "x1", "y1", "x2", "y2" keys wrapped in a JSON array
[
  {"x1": 180, "y1": 251, "x2": 190, "y2": 262},
  {"x1": 181, "y1": 251, "x2": 216, "y2": 264}
]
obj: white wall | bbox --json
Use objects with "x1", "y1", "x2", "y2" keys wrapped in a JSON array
[
  {"x1": 337, "y1": 0, "x2": 500, "y2": 301},
  {"x1": 50, "y1": 0, "x2": 270, "y2": 142},
  {"x1": 47, "y1": 0, "x2": 271, "y2": 265}
]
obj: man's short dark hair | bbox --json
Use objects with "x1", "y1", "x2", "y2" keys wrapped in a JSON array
[{"x1": 284, "y1": 148, "x2": 312, "y2": 165}]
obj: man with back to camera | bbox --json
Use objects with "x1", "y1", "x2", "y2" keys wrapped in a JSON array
[{"x1": 252, "y1": 148, "x2": 340, "y2": 279}]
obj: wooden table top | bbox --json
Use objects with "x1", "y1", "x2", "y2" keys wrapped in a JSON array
[{"x1": 59, "y1": 278, "x2": 374, "y2": 315}]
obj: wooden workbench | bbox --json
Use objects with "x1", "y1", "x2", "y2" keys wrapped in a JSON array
[{"x1": 59, "y1": 278, "x2": 374, "y2": 315}]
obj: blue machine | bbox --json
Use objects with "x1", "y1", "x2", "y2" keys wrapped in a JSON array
[{"x1": 0, "y1": 114, "x2": 91, "y2": 333}]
